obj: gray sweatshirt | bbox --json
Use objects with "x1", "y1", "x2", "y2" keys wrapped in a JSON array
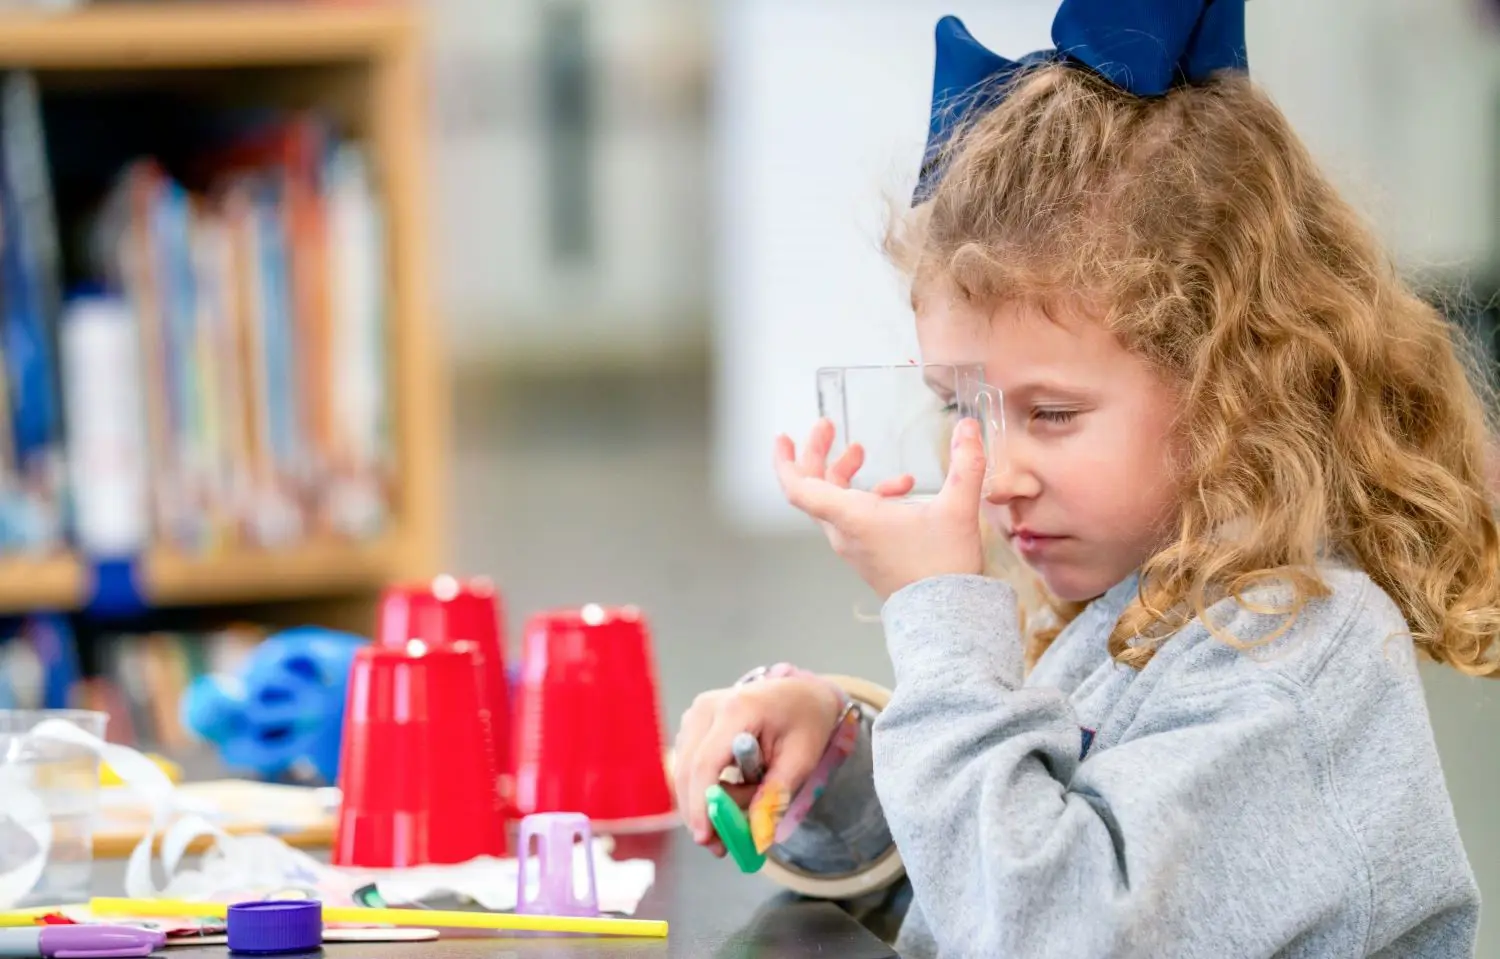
[{"x1": 839, "y1": 564, "x2": 1479, "y2": 957}]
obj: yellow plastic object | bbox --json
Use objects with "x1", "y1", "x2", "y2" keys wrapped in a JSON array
[
  {"x1": 101, "y1": 754, "x2": 181, "y2": 787},
  {"x1": 87, "y1": 898, "x2": 668, "y2": 939}
]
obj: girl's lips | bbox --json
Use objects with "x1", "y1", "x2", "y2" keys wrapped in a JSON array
[{"x1": 1008, "y1": 529, "x2": 1065, "y2": 557}]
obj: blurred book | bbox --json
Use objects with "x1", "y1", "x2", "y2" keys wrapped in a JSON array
[
  {"x1": 0, "y1": 70, "x2": 67, "y2": 557},
  {"x1": 85, "y1": 108, "x2": 394, "y2": 555},
  {"x1": 65, "y1": 624, "x2": 264, "y2": 749},
  {"x1": 0, "y1": 71, "x2": 394, "y2": 564},
  {"x1": 0, "y1": 612, "x2": 79, "y2": 711}
]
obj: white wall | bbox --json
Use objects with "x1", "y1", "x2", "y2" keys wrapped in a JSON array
[
  {"x1": 426, "y1": 0, "x2": 710, "y2": 368},
  {"x1": 710, "y1": 0, "x2": 1058, "y2": 533},
  {"x1": 1245, "y1": 0, "x2": 1500, "y2": 272}
]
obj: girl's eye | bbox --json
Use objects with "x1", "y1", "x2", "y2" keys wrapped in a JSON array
[
  {"x1": 1032, "y1": 408, "x2": 1079, "y2": 424},
  {"x1": 940, "y1": 402, "x2": 959, "y2": 415}
]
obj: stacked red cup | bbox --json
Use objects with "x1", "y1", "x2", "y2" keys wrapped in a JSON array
[
  {"x1": 332, "y1": 639, "x2": 508, "y2": 867},
  {"x1": 376, "y1": 575, "x2": 515, "y2": 816},
  {"x1": 514, "y1": 603, "x2": 675, "y2": 832}
]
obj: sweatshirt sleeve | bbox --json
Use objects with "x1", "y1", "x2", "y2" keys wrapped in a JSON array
[{"x1": 875, "y1": 575, "x2": 1359, "y2": 958}]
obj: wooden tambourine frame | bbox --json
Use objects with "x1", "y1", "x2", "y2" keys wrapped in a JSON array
[{"x1": 757, "y1": 673, "x2": 907, "y2": 901}]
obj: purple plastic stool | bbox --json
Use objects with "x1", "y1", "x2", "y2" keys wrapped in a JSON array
[{"x1": 515, "y1": 812, "x2": 600, "y2": 917}]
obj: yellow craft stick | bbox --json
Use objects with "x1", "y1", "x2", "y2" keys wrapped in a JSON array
[
  {"x1": 0, "y1": 906, "x2": 72, "y2": 927},
  {"x1": 87, "y1": 898, "x2": 668, "y2": 939}
]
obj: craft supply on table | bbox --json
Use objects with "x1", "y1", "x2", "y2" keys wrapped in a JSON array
[
  {"x1": 700, "y1": 674, "x2": 910, "y2": 901},
  {"x1": 100, "y1": 755, "x2": 181, "y2": 788},
  {"x1": 96, "y1": 781, "x2": 337, "y2": 858},
  {"x1": 516, "y1": 813, "x2": 598, "y2": 918},
  {"x1": 0, "y1": 710, "x2": 109, "y2": 909},
  {"x1": 88, "y1": 898, "x2": 670, "y2": 939},
  {"x1": 13, "y1": 714, "x2": 657, "y2": 917},
  {"x1": 513, "y1": 605, "x2": 676, "y2": 832},
  {"x1": 333, "y1": 641, "x2": 508, "y2": 868},
  {"x1": 729, "y1": 733, "x2": 764, "y2": 783},
  {"x1": 224, "y1": 901, "x2": 322, "y2": 955},
  {"x1": 709, "y1": 684, "x2": 865, "y2": 871},
  {"x1": 0, "y1": 909, "x2": 63, "y2": 928},
  {"x1": 705, "y1": 785, "x2": 764, "y2": 874},
  {"x1": 158, "y1": 926, "x2": 440, "y2": 948},
  {"x1": 376, "y1": 576, "x2": 516, "y2": 818},
  {"x1": 0, "y1": 912, "x2": 443, "y2": 948},
  {"x1": 762, "y1": 699, "x2": 862, "y2": 850},
  {"x1": 355, "y1": 836, "x2": 656, "y2": 916},
  {"x1": 181, "y1": 628, "x2": 366, "y2": 788},
  {"x1": 0, "y1": 923, "x2": 164, "y2": 958}
]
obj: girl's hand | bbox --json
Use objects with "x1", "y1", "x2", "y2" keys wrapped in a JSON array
[
  {"x1": 774, "y1": 416, "x2": 988, "y2": 599},
  {"x1": 672, "y1": 674, "x2": 845, "y2": 856}
]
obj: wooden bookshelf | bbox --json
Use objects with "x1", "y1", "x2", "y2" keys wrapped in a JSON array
[
  {"x1": 0, "y1": 553, "x2": 81, "y2": 611},
  {"x1": 0, "y1": 538, "x2": 406, "y2": 614},
  {"x1": 0, "y1": 1, "x2": 447, "y2": 625},
  {"x1": 144, "y1": 537, "x2": 406, "y2": 606},
  {"x1": 0, "y1": 3, "x2": 414, "y2": 69}
]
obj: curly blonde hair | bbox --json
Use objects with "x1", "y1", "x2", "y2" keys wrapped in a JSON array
[{"x1": 889, "y1": 63, "x2": 1500, "y2": 678}]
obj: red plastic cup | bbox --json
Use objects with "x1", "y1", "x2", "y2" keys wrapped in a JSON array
[
  {"x1": 332, "y1": 639, "x2": 509, "y2": 867},
  {"x1": 514, "y1": 604, "x2": 675, "y2": 832},
  {"x1": 376, "y1": 576, "x2": 515, "y2": 816}
]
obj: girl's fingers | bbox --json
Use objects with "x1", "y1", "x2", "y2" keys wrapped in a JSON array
[
  {"x1": 796, "y1": 418, "x2": 837, "y2": 477},
  {"x1": 719, "y1": 782, "x2": 757, "y2": 808},
  {"x1": 937, "y1": 418, "x2": 986, "y2": 512},
  {"x1": 772, "y1": 434, "x2": 797, "y2": 469},
  {"x1": 872, "y1": 474, "x2": 917, "y2": 498},
  {"x1": 775, "y1": 455, "x2": 853, "y2": 525},
  {"x1": 827, "y1": 443, "x2": 865, "y2": 488},
  {"x1": 685, "y1": 712, "x2": 743, "y2": 844},
  {"x1": 672, "y1": 710, "x2": 716, "y2": 839}
]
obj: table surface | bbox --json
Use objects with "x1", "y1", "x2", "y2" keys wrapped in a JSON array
[{"x1": 91, "y1": 830, "x2": 901, "y2": 959}]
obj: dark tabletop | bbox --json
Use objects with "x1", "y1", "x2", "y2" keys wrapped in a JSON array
[{"x1": 91, "y1": 830, "x2": 900, "y2": 959}]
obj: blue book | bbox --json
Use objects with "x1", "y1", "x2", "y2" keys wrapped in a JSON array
[
  {"x1": 0, "y1": 71, "x2": 65, "y2": 554},
  {"x1": 255, "y1": 179, "x2": 300, "y2": 483},
  {"x1": 23, "y1": 613, "x2": 79, "y2": 709}
]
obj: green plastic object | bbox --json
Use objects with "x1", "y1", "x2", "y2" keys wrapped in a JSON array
[{"x1": 705, "y1": 784, "x2": 765, "y2": 873}]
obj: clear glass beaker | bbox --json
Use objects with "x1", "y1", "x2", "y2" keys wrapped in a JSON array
[
  {"x1": 0, "y1": 709, "x2": 108, "y2": 906},
  {"x1": 815, "y1": 363, "x2": 1004, "y2": 499}
]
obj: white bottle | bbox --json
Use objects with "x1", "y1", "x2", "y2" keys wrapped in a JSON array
[{"x1": 59, "y1": 290, "x2": 149, "y2": 558}]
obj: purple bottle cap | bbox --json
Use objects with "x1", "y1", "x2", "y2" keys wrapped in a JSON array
[{"x1": 226, "y1": 901, "x2": 323, "y2": 955}]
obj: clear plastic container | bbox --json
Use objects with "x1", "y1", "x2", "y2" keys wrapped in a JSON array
[
  {"x1": 816, "y1": 363, "x2": 1004, "y2": 499},
  {"x1": 0, "y1": 709, "x2": 107, "y2": 906}
]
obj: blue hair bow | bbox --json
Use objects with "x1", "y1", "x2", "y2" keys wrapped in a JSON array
[{"x1": 915, "y1": 0, "x2": 1248, "y2": 203}]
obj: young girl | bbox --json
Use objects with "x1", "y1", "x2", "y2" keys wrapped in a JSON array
[{"x1": 674, "y1": 1, "x2": 1500, "y2": 956}]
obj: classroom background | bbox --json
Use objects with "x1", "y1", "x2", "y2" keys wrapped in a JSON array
[{"x1": 0, "y1": 0, "x2": 1496, "y2": 951}]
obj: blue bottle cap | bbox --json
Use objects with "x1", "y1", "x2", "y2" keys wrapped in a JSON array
[{"x1": 227, "y1": 900, "x2": 323, "y2": 954}]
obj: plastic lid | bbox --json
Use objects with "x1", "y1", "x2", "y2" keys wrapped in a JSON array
[
  {"x1": 705, "y1": 784, "x2": 765, "y2": 873},
  {"x1": 227, "y1": 901, "x2": 323, "y2": 954}
]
